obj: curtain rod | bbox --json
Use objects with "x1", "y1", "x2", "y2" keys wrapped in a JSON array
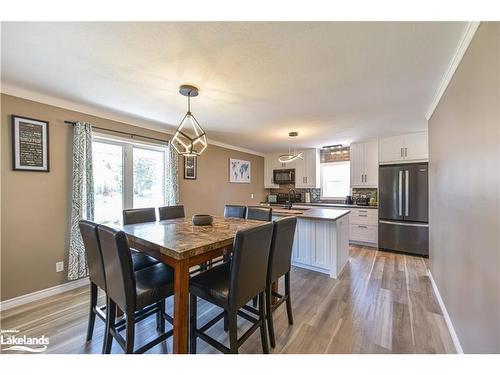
[{"x1": 64, "y1": 121, "x2": 170, "y2": 145}]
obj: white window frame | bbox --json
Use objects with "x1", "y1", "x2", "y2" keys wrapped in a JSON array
[
  {"x1": 92, "y1": 133, "x2": 167, "y2": 212},
  {"x1": 320, "y1": 161, "x2": 351, "y2": 200}
]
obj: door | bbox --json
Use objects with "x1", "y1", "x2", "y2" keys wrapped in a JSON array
[
  {"x1": 404, "y1": 132, "x2": 428, "y2": 161},
  {"x1": 363, "y1": 140, "x2": 379, "y2": 186},
  {"x1": 403, "y1": 163, "x2": 428, "y2": 222},
  {"x1": 379, "y1": 165, "x2": 403, "y2": 220},
  {"x1": 379, "y1": 135, "x2": 404, "y2": 163},
  {"x1": 379, "y1": 221, "x2": 429, "y2": 256},
  {"x1": 350, "y1": 143, "x2": 364, "y2": 186}
]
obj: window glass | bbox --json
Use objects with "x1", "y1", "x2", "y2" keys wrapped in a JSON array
[
  {"x1": 133, "y1": 147, "x2": 165, "y2": 209},
  {"x1": 320, "y1": 161, "x2": 350, "y2": 199}
]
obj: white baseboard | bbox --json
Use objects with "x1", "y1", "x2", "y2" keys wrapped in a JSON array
[
  {"x1": 427, "y1": 270, "x2": 464, "y2": 354},
  {"x1": 0, "y1": 277, "x2": 89, "y2": 312}
]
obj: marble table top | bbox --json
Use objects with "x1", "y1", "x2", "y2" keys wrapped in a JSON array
[{"x1": 119, "y1": 217, "x2": 268, "y2": 260}]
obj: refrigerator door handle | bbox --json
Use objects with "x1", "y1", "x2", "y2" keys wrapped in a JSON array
[
  {"x1": 405, "y1": 170, "x2": 409, "y2": 216},
  {"x1": 398, "y1": 170, "x2": 403, "y2": 216}
]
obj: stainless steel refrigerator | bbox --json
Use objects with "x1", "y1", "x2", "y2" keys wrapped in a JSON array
[{"x1": 378, "y1": 163, "x2": 429, "y2": 256}]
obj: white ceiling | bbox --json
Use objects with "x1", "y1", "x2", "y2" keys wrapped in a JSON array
[{"x1": 1, "y1": 22, "x2": 467, "y2": 153}]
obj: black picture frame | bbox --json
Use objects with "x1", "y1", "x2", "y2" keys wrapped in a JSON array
[
  {"x1": 11, "y1": 115, "x2": 50, "y2": 172},
  {"x1": 184, "y1": 155, "x2": 197, "y2": 180}
]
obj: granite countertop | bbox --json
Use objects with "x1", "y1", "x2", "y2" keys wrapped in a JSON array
[
  {"x1": 119, "y1": 217, "x2": 268, "y2": 260},
  {"x1": 271, "y1": 207, "x2": 350, "y2": 221},
  {"x1": 263, "y1": 202, "x2": 378, "y2": 209}
]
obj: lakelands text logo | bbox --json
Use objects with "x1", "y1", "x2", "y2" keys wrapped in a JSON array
[{"x1": 1, "y1": 329, "x2": 49, "y2": 353}]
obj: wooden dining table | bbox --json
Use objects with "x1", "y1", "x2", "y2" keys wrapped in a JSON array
[{"x1": 119, "y1": 216, "x2": 269, "y2": 354}]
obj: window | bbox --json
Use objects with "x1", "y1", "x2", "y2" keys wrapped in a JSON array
[
  {"x1": 320, "y1": 161, "x2": 350, "y2": 199},
  {"x1": 92, "y1": 136, "x2": 166, "y2": 225}
]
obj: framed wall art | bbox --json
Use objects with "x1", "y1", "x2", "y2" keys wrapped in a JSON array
[
  {"x1": 229, "y1": 158, "x2": 251, "y2": 183},
  {"x1": 11, "y1": 115, "x2": 50, "y2": 172},
  {"x1": 184, "y1": 155, "x2": 197, "y2": 180}
]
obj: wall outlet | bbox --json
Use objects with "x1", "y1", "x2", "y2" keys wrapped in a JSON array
[
  {"x1": 56, "y1": 261, "x2": 64, "y2": 273},
  {"x1": 250, "y1": 193, "x2": 254, "y2": 199}
]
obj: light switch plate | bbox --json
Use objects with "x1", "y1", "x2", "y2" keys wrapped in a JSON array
[
  {"x1": 251, "y1": 193, "x2": 254, "y2": 199},
  {"x1": 56, "y1": 261, "x2": 64, "y2": 272}
]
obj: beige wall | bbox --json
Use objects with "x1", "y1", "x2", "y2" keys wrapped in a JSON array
[
  {"x1": 428, "y1": 22, "x2": 500, "y2": 353},
  {"x1": 0, "y1": 94, "x2": 265, "y2": 301}
]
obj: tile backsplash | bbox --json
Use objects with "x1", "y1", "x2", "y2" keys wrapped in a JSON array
[{"x1": 266, "y1": 186, "x2": 377, "y2": 203}]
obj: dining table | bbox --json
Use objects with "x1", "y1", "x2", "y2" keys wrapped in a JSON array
[{"x1": 119, "y1": 216, "x2": 269, "y2": 354}]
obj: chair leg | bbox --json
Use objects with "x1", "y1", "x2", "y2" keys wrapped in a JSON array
[
  {"x1": 190, "y1": 294, "x2": 197, "y2": 354},
  {"x1": 86, "y1": 282, "x2": 98, "y2": 342},
  {"x1": 103, "y1": 297, "x2": 116, "y2": 354},
  {"x1": 285, "y1": 272, "x2": 293, "y2": 325},
  {"x1": 223, "y1": 311, "x2": 229, "y2": 332},
  {"x1": 157, "y1": 300, "x2": 166, "y2": 333},
  {"x1": 258, "y1": 292, "x2": 269, "y2": 354},
  {"x1": 125, "y1": 312, "x2": 135, "y2": 354},
  {"x1": 252, "y1": 296, "x2": 258, "y2": 308},
  {"x1": 266, "y1": 285, "x2": 276, "y2": 348},
  {"x1": 228, "y1": 311, "x2": 238, "y2": 354}
]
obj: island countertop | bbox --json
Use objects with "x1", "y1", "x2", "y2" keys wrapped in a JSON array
[{"x1": 270, "y1": 206, "x2": 350, "y2": 221}]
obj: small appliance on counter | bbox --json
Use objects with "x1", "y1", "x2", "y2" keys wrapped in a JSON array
[
  {"x1": 304, "y1": 192, "x2": 311, "y2": 203},
  {"x1": 345, "y1": 195, "x2": 353, "y2": 205},
  {"x1": 267, "y1": 194, "x2": 277, "y2": 203},
  {"x1": 355, "y1": 197, "x2": 370, "y2": 206}
]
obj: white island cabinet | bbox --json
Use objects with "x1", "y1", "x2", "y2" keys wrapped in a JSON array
[{"x1": 272, "y1": 208, "x2": 350, "y2": 278}]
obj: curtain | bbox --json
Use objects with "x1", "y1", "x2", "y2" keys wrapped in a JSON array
[
  {"x1": 68, "y1": 122, "x2": 94, "y2": 280},
  {"x1": 165, "y1": 142, "x2": 179, "y2": 205}
]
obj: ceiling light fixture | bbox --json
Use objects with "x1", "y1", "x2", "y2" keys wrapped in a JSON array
[
  {"x1": 278, "y1": 132, "x2": 303, "y2": 163},
  {"x1": 171, "y1": 85, "x2": 207, "y2": 156}
]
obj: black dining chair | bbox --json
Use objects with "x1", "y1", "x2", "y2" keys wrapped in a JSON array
[
  {"x1": 189, "y1": 223, "x2": 274, "y2": 354},
  {"x1": 224, "y1": 205, "x2": 247, "y2": 219},
  {"x1": 98, "y1": 225, "x2": 175, "y2": 354},
  {"x1": 246, "y1": 206, "x2": 272, "y2": 221},
  {"x1": 122, "y1": 208, "x2": 159, "y2": 271},
  {"x1": 265, "y1": 216, "x2": 297, "y2": 348},
  {"x1": 79, "y1": 220, "x2": 170, "y2": 351},
  {"x1": 159, "y1": 205, "x2": 185, "y2": 220}
]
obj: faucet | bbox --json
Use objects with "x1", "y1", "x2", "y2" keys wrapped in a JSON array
[{"x1": 287, "y1": 188, "x2": 297, "y2": 209}]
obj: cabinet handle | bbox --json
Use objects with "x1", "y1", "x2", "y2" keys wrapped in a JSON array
[
  {"x1": 405, "y1": 147, "x2": 408, "y2": 157},
  {"x1": 358, "y1": 225, "x2": 368, "y2": 228},
  {"x1": 358, "y1": 210, "x2": 368, "y2": 212},
  {"x1": 400, "y1": 148, "x2": 403, "y2": 157},
  {"x1": 358, "y1": 214, "x2": 368, "y2": 217}
]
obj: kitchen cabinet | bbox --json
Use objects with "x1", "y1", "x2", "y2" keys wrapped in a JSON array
[
  {"x1": 264, "y1": 154, "x2": 279, "y2": 188},
  {"x1": 295, "y1": 148, "x2": 320, "y2": 189},
  {"x1": 379, "y1": 132, "x2": 428, "y2": 164},
  {"x1": 349, "y1": 208, "x2": 378, "y2": 246},
  {"x1": 350, "y1": 140, "x2": 379, "y2": 187}
]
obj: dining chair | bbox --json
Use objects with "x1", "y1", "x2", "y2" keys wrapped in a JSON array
[
  {"x1": 189, "y1": 223, "x2": 274, "y2": 354},
  {"x1": 98, "y1": 225, "x2": 175, "y2": 354},
  {"x1": 246, "y1": 206, "x2": 272, "y2": 221},
  {"x1": 224, "y1": 205, "x2": 247, "y2": 218},
  {"x1": 79, "y1": 220, "x2": 170, "y2": 351},
  {"x1": 122, "y1": 208, "x2": 159, "y2": 271},
  {"x1": 159, "y1": 205, "x2": 185, "y2": 220},
  {"x1": 264, "y1": 216, "x2": 297, "y2": 348}
]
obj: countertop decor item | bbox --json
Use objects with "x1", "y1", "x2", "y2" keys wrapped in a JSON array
[
  {"x1": 192, "y1": 214, "x2": 213, "y2": 226},
  {"x1": 171, "y1": 85, "x2": 208, "y2": 156},
  {"x1": 11, "y1": 115, "x2": 50, "y2": 172},
  {"x1": 278, "y1": 132, "x2": 303, "y2": 163}
]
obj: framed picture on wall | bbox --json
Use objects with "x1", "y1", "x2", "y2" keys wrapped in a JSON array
[
  {"x1": 184, "y1": 155, "x2": 197, "y2": 180},
  {"x1": 229, "y1": 158, "x2": 251, "y2": 183},
  {"x1": 11, "y1": 115, "x2": 50, "y2": 172}
]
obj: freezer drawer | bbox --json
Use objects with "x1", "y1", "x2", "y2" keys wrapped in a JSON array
[{"x1": 378, "y1": 220, "x2": 428, "y2": 256}]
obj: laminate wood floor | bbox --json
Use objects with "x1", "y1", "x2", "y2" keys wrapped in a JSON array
[{"x1": 0, "y1": 246, "x2": 455, "y2": 354}]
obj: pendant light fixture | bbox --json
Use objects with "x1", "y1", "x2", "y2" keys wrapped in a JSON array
[
  {"x1": 171, "y1": 85, "x2": 208, "y2": 156},
  {"x1": 278, "y1": 132, "x2": 303, "y2": 163}
]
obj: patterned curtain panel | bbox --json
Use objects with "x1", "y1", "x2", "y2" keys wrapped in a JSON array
[
  {"x1": 68, "y1": 122, "x2": 94, "y2": 280},
  {"x1": 165, "y1": 143, "x2": 179, "y2": 205}
]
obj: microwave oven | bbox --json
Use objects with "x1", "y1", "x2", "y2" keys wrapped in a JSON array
[{"x1": 273, "y1": 169, "x2": 295, "y2": 184}]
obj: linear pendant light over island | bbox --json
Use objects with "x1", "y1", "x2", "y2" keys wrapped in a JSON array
[{"x1": 171, "y1": 84, "x2": 208, "y2": 156}]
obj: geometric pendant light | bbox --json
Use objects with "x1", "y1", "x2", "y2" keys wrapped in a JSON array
[{"x1": 171, "y1": 84, "x2": 208, "y2": 156}]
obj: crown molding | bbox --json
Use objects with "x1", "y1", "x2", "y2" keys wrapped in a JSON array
[
  {"x1": 426, "y1": 21, "x2": 481, "y2": 121},
  {"x1": 0, "y1": 84, "x2": 265, "y2": 157}
]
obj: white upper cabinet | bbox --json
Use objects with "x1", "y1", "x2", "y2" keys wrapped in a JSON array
[
  {"x1": 379, "y1": 132, "x2": 428, "y2": 164},
  {"x1": 295, "y1": 148, "x2": 320, "y2": 188},
  {"x1": 350, "y1": 140, "x2": 379, "y2": 187},
  {"x1": 263, "y1": 154, "x2": 279, "y2": 188}
]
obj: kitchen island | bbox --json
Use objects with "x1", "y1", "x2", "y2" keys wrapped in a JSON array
[{"x1": 269, "y1": 206, "x2": 350, "y2": 278}]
